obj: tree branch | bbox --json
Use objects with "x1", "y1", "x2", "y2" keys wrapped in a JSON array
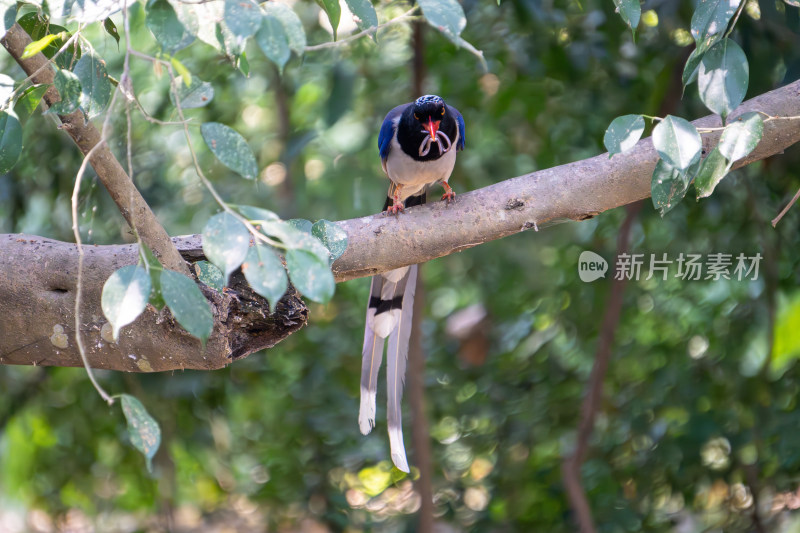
[
  {"x1": 332, "y1": 79, "x2": 800, "y2": 282},
  {"x1": 1, "y1": 81, "x2": 799, "y2": 371},
  {"x1": 1, "y1": 23, "x2": 189, "y2": 275}
]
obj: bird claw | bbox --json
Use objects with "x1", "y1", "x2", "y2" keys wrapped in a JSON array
[
  {"x1": 441, "y1": 183, "x2": 456, "y2": 203},
  {"x1": 385, "y1": 202, "x2": 404, "y2": 215}
]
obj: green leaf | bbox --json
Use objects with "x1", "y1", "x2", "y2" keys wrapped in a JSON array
[
  {"x1": 21, "y1": 33, "x2": 61, "y2": 59},
  {"x1": 652, "y1": 115, "x2": 702, "y2": 170},
  {"x1": 242, "y1": 244, "x2": 288, "y2": 313},
  {"x1": 316, "y1": 0, "x2": 341, "y2": 40},
  {"x1": 261, "y1": 220, "x2": 330, "y2": 263},
  {"x1": 146, "y1": 0, "x2": 195, "y2": 54},
  {"x1": 216, "y1": 21, "x2": 245, "y2": 57},
  {"x1": 234, "y1": 205, "x2": 280, "y2": 223},
  {"x1": 14, "y1": 85, "x2": 49, "y2": 126},
  {"x1": 47, "y1": 68, "x2": 81, "y2": 115},
  {"x1": 311, "y1": 219, "x2": 348, "y2": 262},
  {"x1": 139, "y1": 243, "x2": 166, "y2": 309},
  {"x1": 160, "y1": 269, "x2": 214, "y2": 343},
  {"x1": 651, "y1": 158, "x2": 697, "y2": 216},
  {"x1": 256, "y1": 15, "x2": 291, "y2": 71},
  {"x1": 17, "y1": 14, "x2": 79, "y2": 69},
  {"x1": 200, "y1": 122, "x2": 258, "y2": 179},
  {"x1": 286, "y1": 249, "x2": 335, "y2": 303},
  {"x1": 263, "y1": 2, "x2": 306, "y2": 55},
  {"x1": 73, "y1": 51, "x2": 112, "y2": 119},
  {"x1": 194, "y1": 260, "x2": 225, "y2": 292},
  {"x1": 168, "y1": 0, "x2": 203, "y2": 41},
  {"x1": 237, "y1": 51, "x2": 250, "y2": 77},
  {"x1": 169, "y1": 57, "x2": 191, "y2": 87},
  {"x1": 682, "y1": 47, "x2": 704, "y2": 87},
  {"x1": 612, "y1": 0, "x2": 641, "y2": 29},
  {"x1": 718, "y1": 111, "x2": 763, "y2": 162},
  {"x1": 691, "y1": 0, "x2": 738, "y2": 48},
  {"x1": 288, "y1": 218, "x2": 313, "y2": 234},
  {"x1": 603, "y1": 114, "x2": 644, "y2": 156},
  {"x1": 101, "y1": 265, "x2": 152, "y2": 341},
  {"x1": 344, "y1": 0, "x2": 378, "y2": 32},
  {"x1": 694, "y1": 146, "x2": 730, "y2": 198},
  {"x1": 202, "y1": 211, "x2": 250, "y2": 284},
  {"x1": 103, "y1": 18, "x2": 121, "y2": 46},
  {"x1": 773, "y1": 292, "x2": 800, "y2": 373},
  {"x1": 170, "y1": 76, "x2": 214, "y2": 108},
  {"x1": 120, "y1": 394, "x2": 161, "y2": 473},
  {"x1": 698, "y1": 38, "x2": 749, "y2": 121},
  {"x1": 0, "y1": 111, "x2": 22, "y2": 174},
  {"x1": 418, "y1": 0, "x2": 467, "y2": 45},
  {"x1": 224, "y1": 0, "x2": 263, "y2": 39}
]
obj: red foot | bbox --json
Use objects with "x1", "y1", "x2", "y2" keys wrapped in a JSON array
[
  {"x1": 385, "y1": 201, "x2": 404, "y2": 215},
  {"x1": 441, "y1": 183, "x2": 456, "y2": 203}
]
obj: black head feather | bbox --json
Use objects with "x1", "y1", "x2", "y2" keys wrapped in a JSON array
[{"x1": 396, "y1": 95, "x2": 458, "y2": 162}]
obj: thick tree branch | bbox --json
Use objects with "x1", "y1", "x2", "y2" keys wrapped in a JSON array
[
  {"x1": 332, "y1": 79, "x2": 800, "y2": 282},
  {"x1": 1, "y1": 82, "x2": 798, "y2": 371},
  {"x1": 1, "y1": 23, "x2": 189, "y2": 275},
  {"x1": 0, "y1": 235, "x2": 308, "y2": 370}
]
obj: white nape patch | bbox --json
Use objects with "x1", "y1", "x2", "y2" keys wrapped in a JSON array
[
  {"x1": 373, "y1": 309, "x2": 400, "y2": 338},
  {"x1": 359, "y1": 387, "x2": 376, "y2": 435},
  {"x1": 381, "y1": 267, "x2": 409, "y2": 284}
]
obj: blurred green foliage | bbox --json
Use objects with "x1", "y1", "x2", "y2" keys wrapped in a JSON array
[{"x1": 2, "y1": 0, "x2": 800, "y2": 531}]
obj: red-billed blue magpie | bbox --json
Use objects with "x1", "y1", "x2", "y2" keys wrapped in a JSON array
[{"x1": 359, "y1": 95, "x2": 465, "y2": 472}]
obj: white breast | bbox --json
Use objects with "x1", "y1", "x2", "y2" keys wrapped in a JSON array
[{"x1": 383, "y1": 118, "x2": 459, "y2": 200}]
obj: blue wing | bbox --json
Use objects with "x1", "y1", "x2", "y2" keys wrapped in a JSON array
[
  {"x1": 378, "y1": 104, "x2": 408, "y2": 163},
  {"x1": 454, "y1": 108, "x2": 466, "y2": 151},
  {"x1": 378, "y1": 117, "x2": 395, "y2": 162}
]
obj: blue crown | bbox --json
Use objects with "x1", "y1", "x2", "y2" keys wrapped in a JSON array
[{"x1": 415, "y1": 95, "x2": 444, "y2": 106}]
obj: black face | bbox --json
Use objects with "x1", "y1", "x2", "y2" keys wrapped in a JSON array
[
  {"x1": 397, "y1": 95, "x2": 457, "y2": 162},
  {"x1": 412, "y1": 95, "x2": 446, "y2": 125}
]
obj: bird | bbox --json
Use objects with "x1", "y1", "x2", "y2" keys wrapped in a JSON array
[{"x1": 359, "y1": 95, "x2": 465, "y2": 473}]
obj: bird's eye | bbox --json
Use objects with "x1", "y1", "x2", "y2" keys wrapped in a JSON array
[
  {"x1": 414, "y1": 113, "x2": 419, "y2": 120},
  {"x1": 440, "y1": 108, "x2": 445, "y2": 116}
]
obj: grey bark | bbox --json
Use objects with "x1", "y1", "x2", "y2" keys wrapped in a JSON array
[{"x1": 1, "y1": 81, "x2": 799, "y2": 371}]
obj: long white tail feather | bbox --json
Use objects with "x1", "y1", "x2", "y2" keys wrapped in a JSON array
[
  {"x1": 386, "y1": 265, "x2": 417, "y2": 473},
  {"x1": 359, "y1": 386, "x2": 377, "y2": 435},
  {"x1": 360, "y1": 279, "x2": 385, "y2": 436},
  {"x1": 390, "y1": 427, "x2": 410, "y2": 473}
]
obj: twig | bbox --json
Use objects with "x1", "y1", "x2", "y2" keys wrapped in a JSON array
[
  {"x1": 1, "y1": 23, "x2": 190, "y2": 275},
  {"x1": 771, "y1": 185, "x2": 800, "y2": 227},
  {"x1": 0, "y1": 30, "x2": 81, "y2": 112},
  {"x1": 70, "y1": 83, "x2": 126, "y2": 406},
  {"x1": 305, "y1": 7, "x2": 420, "y2": 51},
  {"x1": 725, "y1": 0, "x2": 748, "y2": 39}
]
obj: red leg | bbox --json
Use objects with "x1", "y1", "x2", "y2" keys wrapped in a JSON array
[
  {"x1": 386, "y1": 184, "x2": 405, "y2": 215},
  {"x1": 441, "y1": 181, "x2": 456, "y2": 203}
]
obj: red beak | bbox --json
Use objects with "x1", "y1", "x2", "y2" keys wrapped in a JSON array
[{"x1": 425, "y1": 117, "x2": 441, "y2": 139}]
